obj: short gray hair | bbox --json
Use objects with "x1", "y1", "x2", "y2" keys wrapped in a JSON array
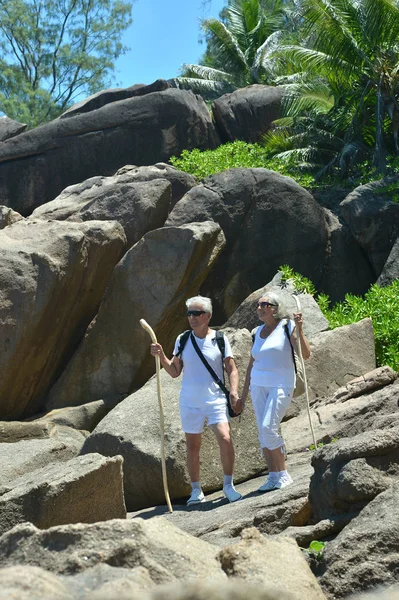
[
  {"x1": 260, "y1": 291, "x2": 289, "y2": 320},
  {"x1": 186, "y1": 295, "x2": 213, "y2": 315}
]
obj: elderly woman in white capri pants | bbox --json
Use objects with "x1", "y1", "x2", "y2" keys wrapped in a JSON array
[
  {"x1": 239, "y1": 291, "x2": 311, "y2": 491},
  {"x1": 150, "y1": 295, "x2": 242, "y2": 506}
]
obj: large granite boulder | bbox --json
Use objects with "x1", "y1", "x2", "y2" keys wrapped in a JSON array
[
  {"x1": 0, "y1": 453, "x2": 126, "y2": 535},
  {"x1": 212, "y1": 85, "x2": 285, "y2": 143},
  {"x1": 59, "y1": 79, "x2": 170, "y2": 119},
  {"x1": 32, "y1": 164, "x2": 198, "y2": 248},
  {"x1": 47, "y1": 221, "x2": 226, "y2": 409},
  {"x1": 319, "y1": 484, "x2": 399, "y2": 598},
  {"x1": 32, "y1": 175, "x2": 172, "y2": 249},
  {"x1": 166, "y1": 168, "x2": 329, "y2": 321},
  {"x1": 282, "y1": 375, "x2": 399, "y2": 455},
  {"x1": 0, "y1": 518, "x2": 227, "y2": 583},
  {"x1": 340, "y1": 178, "x2": 399, "y2": 277},
  {"x1": 309, "y1": 427, "x2": 399, "y2": 522},
  {"x1": 218, "y1": 528, "x2": 325, "y2": 600},
  {"x1": 31, "y1": 399, "x2": 111, "y2": 432},
  {"x1": 0, "y1": 421, "x2": 55, "y2": 443},
  {"x1": 0, "y1": 88, "x2": 218, "y2": 216},
  {"x1": 0, "y1": 218, "x2": 126, "y2": 419},
  {"x1": 319, "y1": 209, "x2": 375, "y2": 302},
  {"x1": 377, "y1": 236, "x2": 399, "y2": 287},
  {"x1": 0, "y1": 206, "x2": 23, "y2": 229},
  {"x1": 0, "y1": 436, "x2": 84, "y2": 488},
  {"x1": 0, "y1": 116, "x2": 27, "y2": 141},
  {"x1": 0, "y1": 566, "x2": 71, "y2": 600}
]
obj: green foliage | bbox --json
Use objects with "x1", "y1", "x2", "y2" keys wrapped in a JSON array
[
  {"x1": 279, "y1": 264, "x2": 317, "y2": 296},
  {"x1": 268, "y1": 0, "x2": 399, "y2": 177},
  {"x1": 320, "y1": 281, "x2": 399, "y2": 371},
  {"x1": 0, "y1": 0, "x2": 133, "y2": 127},
  {"x1": 176, "y1": 0, "x2": 297, "y2": 98},
  {"x1": 307, "y1": 540, "x2": 325, "y2": 560},
  {"x1": 170, "y1": 141, "x2": 318, "y2": 188},
  {"x1": 277, "y1": 265, "x2": 399, "y2": 372}
]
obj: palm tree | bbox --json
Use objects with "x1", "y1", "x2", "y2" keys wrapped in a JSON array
[
  {"x1": 176, "y1": 0, "x2": 296, "y2": 97},
  {"x1": 270, "y1": 0, "x2": 399, "y2": 175}
]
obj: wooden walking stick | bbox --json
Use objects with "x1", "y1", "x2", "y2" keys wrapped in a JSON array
[
  {"x1": 292, "y1": 295, "x2": 318, "y2": 450},
  {"x1": 140, "y1": 319, "x2": 173, "y2": 513}
]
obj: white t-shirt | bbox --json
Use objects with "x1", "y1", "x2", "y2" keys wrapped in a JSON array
[
  {"x1": 173, "y1": 330, "x2": 234, "y2": 407},
  {"x1": 250, "y1": 319, "x2": 295, "y2": 388}
]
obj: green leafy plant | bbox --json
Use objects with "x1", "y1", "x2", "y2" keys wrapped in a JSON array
[
  {"x1": 277, "y1": 265, "x2": 399, "y2": 372},
  {"x1": 170, "y1": 141, "x2": 318, "y2": 188},
  {"x1": 279, "y1": 264, "x2": 317, "y2": 296},
  {"x1": 307, "y1": 540, "x2": 325, "y2": 560}
]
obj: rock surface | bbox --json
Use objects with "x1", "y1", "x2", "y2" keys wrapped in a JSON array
[
  {"x1": 32, "y1": 175, "x2": 172, "y2": 248},
  {"x1": 0, "y1": 89, "x2": 218, "y2": 215},
  {"x1": 166, "y1": 168, "x2": 329, "y2": 320},
  {"x1": 340, "y1": 179, "x2": 399, "y2": 276},
  {"x1": 47, "y1": 221, "x2": 225, "y2": 408},
  {"x1": 0, "y1": 454, "x2": 126, "y2": 535},
  {"x1": 0, "y1": 436, "x2": 84, "y2": 488},
  {"x1": 218, "y1": 528, "x2": 325, "y2": 600},
  {"x1": 0, "y1": 116, "x2": 27, "y2": 141},
  {"x1": 319, "y1": 484, "x2": 399, "y2": 598},
  {"x1": 0, "y1": 218, "x2": 126, "y2": 418},
  {"x1": 0, "y1": 518, "x2": 227, "y2": 582},
  {"x1": 377, "y1": 236, "x2": 399, "y2": 287},
  {"x1": 309, "y1": 427, "x2": 399, "y2": 521},
  {"x1": 212, "y1": 85, "x2": 285, "y2": 143}
]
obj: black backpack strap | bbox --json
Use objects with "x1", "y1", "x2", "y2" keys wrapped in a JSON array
[
  {"x1": 283, "y1": 321, "x2": 297, "y2": 374},
  {"x1": 215, "y1": 329, "x2": 225, "y2": 360},
  {"x1": 175, "y1": 330, "x2": 190, "y2": 357},
  {"x1": 189, "y1": 332, "x2": 229, "y2": 396}
]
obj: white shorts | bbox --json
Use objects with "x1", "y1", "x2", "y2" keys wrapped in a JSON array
[
  {"x1": 180, "y1": 403, "x2": 229, "y2": 434},
  {"x1": 251, "y1": 385, "x2": 293, "y2": 450}
]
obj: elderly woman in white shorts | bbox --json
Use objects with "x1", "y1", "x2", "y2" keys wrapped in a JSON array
[
  {"x1": 240, "y1": 291, "x2": 311, "y2": 492},
  {"x1": 150, "y1": 295, "x2": 242, "y2": 505}
]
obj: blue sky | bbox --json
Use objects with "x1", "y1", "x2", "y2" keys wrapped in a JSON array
[{"x1": 114, "y1": 0, "x2": 227, "y2": 88}]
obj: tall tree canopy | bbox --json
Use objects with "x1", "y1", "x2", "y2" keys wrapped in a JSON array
[
  {"x1": 178, "y1": 0, "x2": 296, "y2": 97},
  {"x1": 0, "y1": 0, "x2": 133, "y2": 127},
  {"x1": 268, "y1": 0, "x2": 399, "y2": 175}
]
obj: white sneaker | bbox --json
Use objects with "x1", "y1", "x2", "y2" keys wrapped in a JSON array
[
  {"x1": 223, "y1": 485, "x2": 242, "y2": 503},
  {"x1": 258, "y1": 476, "x2": 278, "y2": 493},
  {"x1": 187, "y1": 488, "x2": 206, "y2": 505},
  {"x1": 275, "y1": 473, "x2": 293, "y2": 489}
]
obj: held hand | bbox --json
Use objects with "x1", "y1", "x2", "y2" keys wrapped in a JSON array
[
  {"x1": 150, "y1": 343, "x2": 163, "y2": 357},
  {"x1": 231, "y1": 396, "x2": 245, "y2": 415},
  {"x1": 293, "y1": 312, "x2": 304, "y2": 329}
]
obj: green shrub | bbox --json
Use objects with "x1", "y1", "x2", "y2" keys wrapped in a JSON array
[
  {"x1": 279, "y1": 266, "x2": 399, "y2": 371},
  {"x1": 170, "y1": 141, "x2": 318, "y2": 188}
]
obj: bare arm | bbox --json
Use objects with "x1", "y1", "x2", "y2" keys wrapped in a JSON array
[
  {"x1": 240, "y1": 355, "x2": 254, "y2": 409},
  {"x1": 225, "y1": 356, "x2": 242, "y2": 415},
  {"x1": 150, "y1": 343, "x2": 183, "y2": 378},
  {"x1": 290, "y1": 313, "x2": 311, "y2": 360}
]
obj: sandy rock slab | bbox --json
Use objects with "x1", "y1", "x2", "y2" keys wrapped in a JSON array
[
  {"x1": 319, "y1": 484, "x2": 399, "y2": 598},
  {"x1": 0, "y1": 453, "x2": 126, "y2": 535},
  {"x1": 0, "y1": 518, "x2": 226, "y2": 584},
  {"x1": 0, "y1": 218, "x2": 126, "y2": 419},
  {"x1": 0, "y1": 436, "x2": 84, "y2": 488}
]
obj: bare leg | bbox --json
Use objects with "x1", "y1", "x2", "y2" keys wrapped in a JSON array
[
  {"x1": 263, "y1": 446, "x2": 286, "y2": 473},
  {"x1": 185, "y1": 433, "x2": 202, "y2": 482},
  {"x1": 210, "y1": 422, "x2": 235, "y2": 475}
]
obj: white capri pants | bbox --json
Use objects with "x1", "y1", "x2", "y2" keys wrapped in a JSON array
[{"x1": 251, "y1": 385, "x2": 294, "y2": 450}]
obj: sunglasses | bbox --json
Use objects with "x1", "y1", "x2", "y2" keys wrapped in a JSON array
[
  {"x1": 257, "y1": 301, "x2": 277, "y2": 308},
  {"x1": 187, "y1": 310, "x2": 206, "y2": 317}
]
